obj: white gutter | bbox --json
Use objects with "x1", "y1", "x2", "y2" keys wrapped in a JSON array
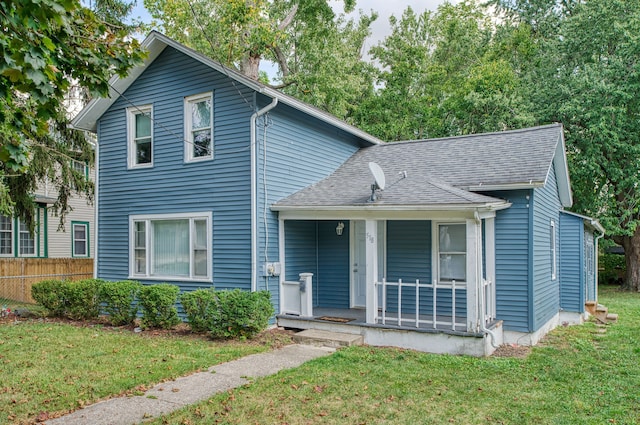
[
  {"x1": 251, "y1": 97, "x2": 278, "y2": 292},
  {"x1": 475, "y1": 211, "x2": 499, "y2": 348},
  {"x1": 272, "y1": 202, "x2": 512, "y2": 213}
]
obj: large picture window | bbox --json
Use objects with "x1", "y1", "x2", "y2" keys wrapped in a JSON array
[
  {"x1": 184, "y1": 92, "x2": 213, "y2": 162},
  {"x1": 130, "y1": 213, "x2": 211, "y2": 281},
  {"x1": 127, "y1": 105, "x2": 153, "y2": 168},
  {"x1": 437, "y1": 223, "x2": 466, "y2": 283}
]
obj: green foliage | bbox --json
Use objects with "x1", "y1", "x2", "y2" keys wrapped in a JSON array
[
  {"x1": 0, "y1": 0, "x2": 144, "y2": 230},
  {"x1": 180, "y1": 288, "x2": 217, "y2": 333},
  {"x1": 31, "y1": 279, "x2": 68, "y2": 317},
  {"x1": 31, "y1": 278, "x2": 103, "y2": 319},
  {"x1": 138, "y1": 284, "x2": 181, "y2": 329},
  {"x1": 64, "y1": 279, "x2": 104, "y2": 320},
  {"x1": 599, "y1": 253, "x2": 626, "y2": 285},
  {"x1": 209, "y1": 290, "x2": 274, "y2": 339},
  {"x1": 98, "y1": 280, "x2": 141, "y2": 326}
]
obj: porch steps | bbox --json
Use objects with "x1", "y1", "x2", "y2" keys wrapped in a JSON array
[
  {"x1": 586, "y1": 301, "x2": 618, "y2": 324},
  {"x1": 293, "y1": 329, "x2": 364, "y2": 349}
]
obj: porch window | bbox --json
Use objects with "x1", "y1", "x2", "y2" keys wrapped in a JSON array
[
  {"x1": 127, "y1": 105, "x2": 153, "y2": 168},
  {"x1": 437, "y1": 223, "x2": 466, "y2": 282},
  {"x1": 0, "y1": 214, "x2": 12, "y2": 256},
  {"x1": 129, "y1": 213, "x2": 211, "y2": 281},
  {"x1": 184, "y1": 92, "x2": 213, "y2": 162}
]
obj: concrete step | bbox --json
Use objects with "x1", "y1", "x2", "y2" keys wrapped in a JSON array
[
  {"x1": 585, "y1": 301, "x2": 597, "y2": 315},
  {"x1": 293, "y1": 329, "x2": 364, "y2": 349},
  {"x1": 606, "y1": 313, "x2": 619, "y2": 323}
]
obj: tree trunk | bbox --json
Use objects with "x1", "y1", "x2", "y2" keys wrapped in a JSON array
[
  {"x1": 240, "y1": 53, "x2": 261, "y2": 80},
  {"x1": 620, "y1": 227, "x2": 640, "y2": 291}
]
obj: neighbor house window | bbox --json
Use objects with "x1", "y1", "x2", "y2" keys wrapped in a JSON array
[
  {"x1": 127, "y1": 105, "x2": 153, "y2": 168},
  {"x1": 0, "y1": 214, "x2": 13, "y2": 256},
  {"x1": 72, "y1": 159, "x2": 89, "y2": 180},
  {"x1": 72, "y1": 222, "x2": 89, "y2": 257},
  {"x1": 184, "y1": 92, "x2": 213, "y2": 162},
  {"x1": 18, "y1": 220, "x2": 35, "y2": 256},
  {"x1": 551, "y1": 220, "x2": 557, "y2": 280},
  {"x1": 437, "y1": 223, "x2": 466, "y2": 283},
  {"x1": 130, "y1": 213, "x2": 211, "y2": 281}
]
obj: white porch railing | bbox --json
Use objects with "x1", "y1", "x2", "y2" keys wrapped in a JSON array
[
  {"x1": 481, "y1": 278, "x2": 496, "y2": 323},
  {"x1": 375, "y1": 279, "x2": 467, "y2": 331}
]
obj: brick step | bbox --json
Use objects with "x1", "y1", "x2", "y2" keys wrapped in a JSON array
[{"x1": 293, "y1": 329, "x2": 364, "y2": 348}]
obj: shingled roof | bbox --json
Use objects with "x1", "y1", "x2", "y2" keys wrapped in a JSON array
[{"x1": 273, "y1": 124, "x2": 571, "y2": 211}]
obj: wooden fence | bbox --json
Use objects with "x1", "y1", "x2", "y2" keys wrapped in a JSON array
[{"x1": 0, "y1": 258, "x2": 94, "y2": 304}]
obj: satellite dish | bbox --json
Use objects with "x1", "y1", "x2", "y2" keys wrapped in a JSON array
[{"x1": 368, "y1": 162, "x2": 386, "y2": 190}]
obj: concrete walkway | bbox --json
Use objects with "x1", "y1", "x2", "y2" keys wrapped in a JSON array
[{"x1": 45, "y1": 344, "x2": 334, "y2": 425}]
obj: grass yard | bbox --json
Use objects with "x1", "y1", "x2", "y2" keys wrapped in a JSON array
[
  {"x1": 148, "y1": 286, "x2": 640, "y2": 425},
  {"x1": 0, "y1": 313, "x2": 286, "y2": 424}
]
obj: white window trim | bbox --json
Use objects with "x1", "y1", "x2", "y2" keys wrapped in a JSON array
[
  {"x1": 551, "y1": 219, "x2": 557, "y2": 280},
  {"x1": 184, "y1": 92, "x2": 214, "y2": 163},
  {"x1": 0, "y1": 214, "x2": 13, "y2": 257},
  {"x1": 128, "y1": 212, "x2": 213, "y2": 282},
  {"x1": 127, "y1": 105, "x2": 153, "y2": 169},
  {"x1": 17, "y1": 219, "x2": 37, "y2": 257},
  {"x1": 72, "y1": 222, "x2": 89, "y2": 258},
  {"x1": 433, "y1": 221, "x2": 467, "y2": 284}
]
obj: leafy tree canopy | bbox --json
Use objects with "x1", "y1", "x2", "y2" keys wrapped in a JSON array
[{"x1": 0, "y1": 0, "x2": 144, "y2": 229}]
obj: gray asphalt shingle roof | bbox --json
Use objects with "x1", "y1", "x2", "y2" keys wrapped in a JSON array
[{"x1": 274, "y1": 124, "x2": 563, "y2": 209}]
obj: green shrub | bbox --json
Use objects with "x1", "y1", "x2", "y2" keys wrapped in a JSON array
[
  {"x1": 31, "y1": 280, "x2": 68, "y2": 317},
  {"x1": 210, "y1": 290, "x2": 274, "y2": 339},
  {"x1": 138, "y1": 284, "x2": 181, "y2": 329},
  {"x1": 99, "y1": 280, "x2": 141, "y2": 326},
  {"x1": 64, "y1": 279, "x2": 104, "y2": 320},
  {"x1": 600, "y1": 253, "x2": 626, "y2": 285},
  {"x1": 180, "y1": 288, "x2": 217, "y2": 333}
]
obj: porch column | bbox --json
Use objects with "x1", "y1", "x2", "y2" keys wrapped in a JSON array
[
  {"x1": 365, "y1": 219, "x2": 378, "y2": 324},
  {"x1": 466, "y1": 218, "x2": 482, "y2": 332},
  {"x1": 485, "y1": 217, "x2": 496, "y2": 320}
]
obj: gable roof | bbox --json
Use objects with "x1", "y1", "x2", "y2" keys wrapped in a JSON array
[
  {"x1": 274, "y1": 124, "x2": 572, "y2": 210},
  {"x1": 71, "y1": 31, "x2": 382, "y2": 146}
]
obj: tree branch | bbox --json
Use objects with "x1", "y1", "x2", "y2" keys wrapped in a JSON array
[
  {"x1": 279, "y1": 4, "x2": 298, "y2": 31},
  {"x1": 270, "y1": 45, "x2": 290, "y2": 77}
]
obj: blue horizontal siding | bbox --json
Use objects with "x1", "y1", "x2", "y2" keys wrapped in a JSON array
[
  {"x1": 532, "y1": 166, "x2": 562, "y2": 330},
  {"x1": 489, "y1": 190, "x2": 531, "y2": 332},
  {"x1": 559, "y1": 213, "x2": 583, "y2": 312},
  {"x1": 97, "y1": 46, "x2": 255, "y2": 292}
]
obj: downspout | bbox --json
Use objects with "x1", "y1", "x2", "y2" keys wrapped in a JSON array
[
  {"x1": 93, "y1": 130, "x2": 99, "y2": 279},
  {"x1": 475, "y1": 211, "x2": 499, "y2": 348},
  {"x1": 251, "y1": 97, "x2": 278, "y2": 292}
]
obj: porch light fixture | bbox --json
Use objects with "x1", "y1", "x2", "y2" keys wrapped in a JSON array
[{"x1": 336, "y1": 222, "x2": 345, "y2": 236}]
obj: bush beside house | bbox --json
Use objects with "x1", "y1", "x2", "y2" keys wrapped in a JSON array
[{"x1": 31, "y1": 280, "x2": 273, "y2": 338}]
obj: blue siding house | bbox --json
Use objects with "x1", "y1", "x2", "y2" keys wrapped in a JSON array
[{"x1": 73, "y1": 32, "x2": 602, "y2": 356}]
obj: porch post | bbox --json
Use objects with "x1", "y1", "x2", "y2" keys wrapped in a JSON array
[
  {"x1": 485, "y1": 217, "x2": 496, "y2": 320},
  {"x1": 466, "y1": 218, "x2": 481, "y2": 332},
  {"x1": 365, "y1": 219, "x2": 378, "y2": 324}
]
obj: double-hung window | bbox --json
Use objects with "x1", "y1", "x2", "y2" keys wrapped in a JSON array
[
  {"x1": 18, "y1": 220, "x2": 35, "y2": 256},
  {"x1": 551, "y1": 220, "x2": 557, "y2": 280},
  {"x1": 72, "y1": 222, "x2": 89, "y2": 257},
  {"x1": 0, "y1": 214, "x2": 13, "y2": 256},
  {"x1": 130, "y1": 213, "x2": 211, "y2": 281},
  {"x1": 127, "y1": 105, "x2": 153, "y2": 168},
  {"x1": 437, "y1": 223, "x2": 466, "y2": 283},
  {"x1": 184, "y1": 92, "x2": 213, "y2": 162}
]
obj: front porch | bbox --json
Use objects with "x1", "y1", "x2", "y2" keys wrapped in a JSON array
[{"x1": 276, "y1": 215, "x2": 504, "y2": 356}]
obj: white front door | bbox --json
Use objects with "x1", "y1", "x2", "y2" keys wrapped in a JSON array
[
  {"x1": 351, "y1": 221, "x2": 385, "y2": 308},
  {"x1": 351, "y1": 221, "x2": 367, "y2": 307}
]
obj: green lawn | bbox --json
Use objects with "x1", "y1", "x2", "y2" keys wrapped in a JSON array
[
  {"x1": 149, "y1": 286, "x2": 640, "y2": 425},
  {"x1": 0, "y1": 317, "x2": 278, "y2": 424}
]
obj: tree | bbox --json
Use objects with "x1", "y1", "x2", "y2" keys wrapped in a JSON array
[
  {"x1": 353, "y1": 1, "x2": 534, "y2": 141},
  {"x1": 0, "y1": 0, "x2": 144, "y2": 229},
  {"x1": 495, "y1": 0, "x2": 640, "y2": 291},
  {"x1": 144, "y1": 0, "x2": 376, "y2": 120}
]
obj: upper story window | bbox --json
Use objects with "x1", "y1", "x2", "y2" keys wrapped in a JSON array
[
  {"x1": 72, "y1": 159, "x2": 89, "y2": 180},
  {"x1": 127, "y1": 105, "x2": 153, "y2": 168},
  {"x1": 184, "y1": 92, "x2": 213, "y2": 162},
  {"x1": 0, "y1": 214, "x2": 13, "y2": 256},
  {"x1": 437, "y1": 223, "x2": 466, "y2": 283}
]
